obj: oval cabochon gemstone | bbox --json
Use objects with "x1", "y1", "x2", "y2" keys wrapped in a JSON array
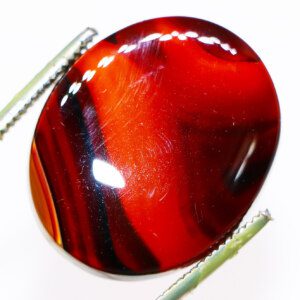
[{"x1": 30, "y1": 17, "x2": 280, "y2": 275}]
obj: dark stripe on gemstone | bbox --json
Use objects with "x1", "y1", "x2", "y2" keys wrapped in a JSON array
[
  {"x1": 178, "y1": 121, "x2": 278, "y2": 240},
  {"x1": 35, "y1": 78, "x2": 90, "y2": 261},
  {"x1": 105, "y1": 33, "x2": 118, "y2": 45},
  {"x1": 57, "y1": 67, "x2": 159, "y2": 274},
  {"x1": 56, "y1": 75, "x2": 128, "y2": 273},
  {"x1": 102, "y1": 187, "x2": 161, "y2": 273},
  {"x1": 73, "y1": 67, "x2": 160, "y2": 274}
]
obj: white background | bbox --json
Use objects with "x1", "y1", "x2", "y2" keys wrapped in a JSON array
[{"x1": 0, "y1": 0, "x2": 299, "y2": 299}]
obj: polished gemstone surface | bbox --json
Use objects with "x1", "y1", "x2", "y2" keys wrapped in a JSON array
[{"x1": 30, "y1": 17, "x2": 280, "y2": 275}]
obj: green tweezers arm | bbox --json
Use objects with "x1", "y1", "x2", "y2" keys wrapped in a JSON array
[
  {"x1": 157, "y1": 210, "x2": 272, "y2": 300},
  {"x1": 0, "y1": 27, "x2": 98, "y2": 139}
]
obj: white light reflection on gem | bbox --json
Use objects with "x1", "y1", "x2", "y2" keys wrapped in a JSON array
[
  {"x1": 159, "y1": 34, "x2": 172, "y2": 41},
  {"x1": 221, "y1": 43, "x2": 230, "y2": 51},
  {"x1": 62, "y1": 28, "x2": 239, "y2": 108},
  {"x1": 234, "y1": 139, "x2": 257, "y2": 183},
  {"x1": 198, "y1": 36, "x2": 237, "y2": 55},
  {"x1": 98, "y1": 55, "x2": 115, "y2": 68},
  {"x1": 185, "y1": 31, "x2": 198, "y2": 38},
  {"x1": 123, "y1": 44, "x2": 137, "y2": 53},
  {"x1": 69, "y1": 82, "x2": 82, "y2": 95},
  {"x1": 92, "y1": 159, "x2": 125, "y2": 189},
  {"x1": 82, "y1": 70, "x2": 96, "y2": 82},
  {"x1": 140, "y1": 33, "x2": 162, "y2": 43},
  {"x1": 118, "y1": 44, "x2": 129, "y2": 53},
  {"x1": 230, "y1": 48, "x2": 237, "y2": 55},
  {"x1": 115, "y1": 30, "x2": 237, "y2": 57},
  {"x1": 198, "y1": 36, "x2": 216, "y2": 45},
  {"x1": 178, "y1": 34, "x2": 187, "y2": 41},
  {"x1": 211, "y1": 37, "x2": 221, "y2": 44},
  {"x1": 60, "y1": 95, "x2": 68, "y2": 107}
]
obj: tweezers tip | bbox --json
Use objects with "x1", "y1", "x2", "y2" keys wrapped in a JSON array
[
  {"x1": 260, "y1": 209, "x2": 273, "y2": 221},
  {"x1": 85, "y1": 27, "x2": 98, "y2": 36}
]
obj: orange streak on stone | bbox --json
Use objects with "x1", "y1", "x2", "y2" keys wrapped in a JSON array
[{"x1": 30, "y1": 142, "x2": 62, "y2": 246}]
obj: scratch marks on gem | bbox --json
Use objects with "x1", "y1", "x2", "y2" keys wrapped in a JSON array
[
  {"x1": 158, "y1": 191, "x2": 168, "y2": 202},
  {"x1": 128, "y1": 66, "x2": 164, "y2": 90},
  {"x1": 152, "y1": 231, "x2": 159, "y2": 239},
  {"x1": 157, "y1": 132, "x2": 174, "y2": 155},
  {"x1": 148, "y1": 187, "x2": 157, "y2": 199},
  {"x1": 193, "y1": 202, "x2": 204, "y2": 224}
]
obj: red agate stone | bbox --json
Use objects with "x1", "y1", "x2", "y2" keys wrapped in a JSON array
[{"x1": 30, "y1": 17, "x2": 280, "y2": 275}]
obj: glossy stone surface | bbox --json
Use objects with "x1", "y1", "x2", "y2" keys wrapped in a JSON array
[{"x1": 30, "y1": 17, "x2": 280, "y2": 275}]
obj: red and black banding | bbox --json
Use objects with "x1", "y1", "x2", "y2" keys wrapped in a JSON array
[
  {"x1": 30, "y1": 17, "x2": 280, "y2": 275},
  {"x1": 34, "y1": 69, "x2": 159, "y2": 274}
]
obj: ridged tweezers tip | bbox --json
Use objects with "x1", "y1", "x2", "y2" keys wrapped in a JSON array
[
  {"x1": 157, "y1": 210, "x2": 272, "y2": 300},
  {"x1": 0, "y1": 27, "x2": 98, "y2": 140}
]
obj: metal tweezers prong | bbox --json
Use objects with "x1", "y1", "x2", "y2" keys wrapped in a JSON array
[
  {"x1": 157, "y1": 210, "x2": 272, "y2": 300},
  {"x1": 0, "y1": 27, "x2": 98, "y2": 139}
]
